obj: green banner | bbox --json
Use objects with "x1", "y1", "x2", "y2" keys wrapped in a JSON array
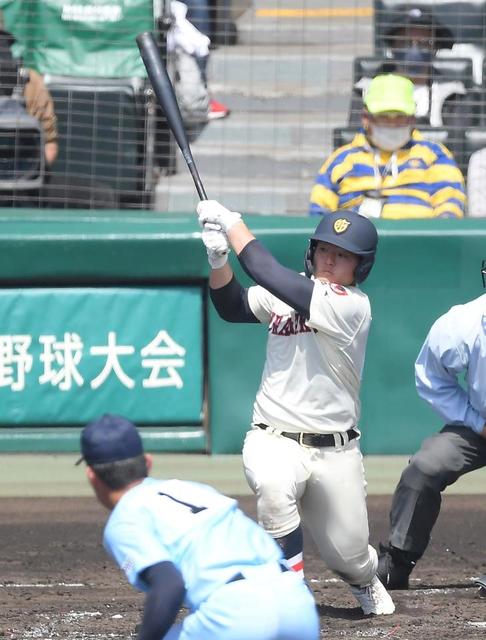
[
  {"x1": 0, "y1": 0, "x2": 153, "y2": 77},
  {"x1": 0, "y1": 286, "x2": 203, "y2": 425}
]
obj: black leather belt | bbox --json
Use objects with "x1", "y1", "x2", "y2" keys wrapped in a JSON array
[
  {"x1": 256, "y1": 423, "x2": 358, "y2": 448},
  {"x1": 227, "y1": 562, "x2": 289, "y2": 584}
]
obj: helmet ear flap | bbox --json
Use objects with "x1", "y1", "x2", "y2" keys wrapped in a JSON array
[
  {"x1": 354, "y1": 255, "x2": 375, "y2": 283},
  {"x1": 304, "y1": 241, "x2": 315, "y2": 277}
]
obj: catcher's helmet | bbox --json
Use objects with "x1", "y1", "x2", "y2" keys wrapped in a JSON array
[
  {"x1": 482, "y1": 259, "x2": 486, "y2": 288},
  {"x1": 305, "y1": 210, "x2": 378, "y2": 283}
]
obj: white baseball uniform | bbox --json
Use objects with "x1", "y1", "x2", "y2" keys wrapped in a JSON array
[{"x1": 242, "y1": 277, "x2": 378, "y2": 586}]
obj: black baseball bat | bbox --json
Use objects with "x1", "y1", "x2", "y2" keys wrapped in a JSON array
[{"x1": 136, "y1": 31, "x2": 207, "y2": 200}]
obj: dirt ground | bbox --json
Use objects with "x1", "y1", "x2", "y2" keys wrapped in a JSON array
[{"x1": 2, "y1": 494, "x2": 486, "y2": 640}]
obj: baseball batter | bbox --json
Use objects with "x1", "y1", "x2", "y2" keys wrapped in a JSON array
[
  {"x1": 78, "y1": 414, "x2": 319, "y2": 640},
  {"x1": 198, "y1": 200, "x2": 395, "y2": 615}
]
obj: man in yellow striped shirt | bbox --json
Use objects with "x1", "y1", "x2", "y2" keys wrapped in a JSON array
[{"x1": 309, "y1": 74, "x2": 465, "y2": 219}]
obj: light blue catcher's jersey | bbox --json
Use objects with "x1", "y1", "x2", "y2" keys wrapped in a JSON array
[{"x1": 103, "y1": 478, "x2": 283, "y2": 609}]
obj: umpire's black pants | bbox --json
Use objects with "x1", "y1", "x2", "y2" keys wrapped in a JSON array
[{"x1": 388, "y1": 425, "x2": 486, "y2": 558}]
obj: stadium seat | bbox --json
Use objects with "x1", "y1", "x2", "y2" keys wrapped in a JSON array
[
  {"x1": 0, "y1": 97, "x2": 44, "y2": 206},
  {"x1": 44, "y1": 76, "x2": 156, "y2": 209}
]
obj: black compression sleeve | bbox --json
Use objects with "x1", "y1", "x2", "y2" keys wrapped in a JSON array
[
  {"x1": 238, "y1": 239, "x2": 314, "y2": 318},
  {"x1": 210, "y1": 275, "x2": 260, "y2": 323},
  {"x1": 137, "y1": 561, "x2": 186, "y2": 640}
]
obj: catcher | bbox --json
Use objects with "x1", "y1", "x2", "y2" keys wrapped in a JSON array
[
  {"x1": 77, "y1": 413, "x2": 319, "y2": 640},
  {"x1": 198, "y1": 200, "x2": 395, "y2": 616}
]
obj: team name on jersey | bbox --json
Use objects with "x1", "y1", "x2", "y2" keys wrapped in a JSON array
[{"x1": 269, "y1": 312, "x2": 312, "y2": 336}]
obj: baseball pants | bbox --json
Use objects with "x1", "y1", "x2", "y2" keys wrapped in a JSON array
[
  {"x1": 162, "y1": 566, "x2": 319, "y2": 639},
  {"x1": 242, "y1": 427, "x2": 378, "y2": 586},
  {"x1": 387, "y1": 425, "x2": 486, "y2": 557}
]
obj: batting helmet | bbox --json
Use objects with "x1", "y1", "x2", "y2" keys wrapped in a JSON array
[
  {"x1": 482, "y1": 259, "x2": 486, "y2": 288},
  {"x1": 305, "y1": 210, "x2": 378, "y2": 283}
]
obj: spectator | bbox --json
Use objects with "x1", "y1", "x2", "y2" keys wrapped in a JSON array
[
  {"x1": 165, "y1": 0, "x2": 230, "y2": 122},
  {"x1": 77, "y1": 413, "x2": 319, "y2": 640},
  {"x1": 184, "y1": 0, "x2": 238, "y2": 46},
  {"x1": 352, "y1": 7, "x2": 472, "y2": 130},
  {"x1": 309, "y1": 73, "x2": 465, "y2": 219},
  {"x1": 377, "y1": 259, "x2": 486, "y2": 590},
  {"x1": 0, "y1": 28, "x2": 58, "y2": 167}
]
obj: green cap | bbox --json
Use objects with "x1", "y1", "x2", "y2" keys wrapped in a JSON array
[{"x1": 363, "y1": 74, "x2": 416, "y2": 116}]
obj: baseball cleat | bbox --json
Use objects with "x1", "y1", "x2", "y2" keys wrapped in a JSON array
[
  {"x1": 474, "y1": 575, "x2": 486, "y2": 596},
  {"x1": 377, "y1": 543, "x2": 416, "y2": 590},
  {"x1": 350, "y1": 575, "x2": 396, "y2": 615}
]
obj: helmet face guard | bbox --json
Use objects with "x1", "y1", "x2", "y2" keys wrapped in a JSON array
[
  {"x1": 482, "y1": 259, "x2": 486, "y2": 289},
  {"x1": 304, "y1": 211, "x2": 378, "y2": 284}
]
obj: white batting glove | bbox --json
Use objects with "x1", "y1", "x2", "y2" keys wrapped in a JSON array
[
  {"x1": 197, "y1": 200, "x2": 242, "y2": 233},
  {"x1": 202, "y1": 226, "x2": 230, "y2": 269}
]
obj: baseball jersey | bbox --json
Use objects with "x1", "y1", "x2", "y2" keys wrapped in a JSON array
[
  {"x1": 247, "y1": 276, "x2": 371, "y2": 433},
  {"x1": 103, "y1": 478, "x2": 282, "y2": 610},
  {"x1": 415, "y1": 293, "x2": 486, "y2": 434}
]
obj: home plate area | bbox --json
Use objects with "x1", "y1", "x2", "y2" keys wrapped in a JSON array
[{"x1": 2, "y1": 496, "x2": 486, "y2": 639}]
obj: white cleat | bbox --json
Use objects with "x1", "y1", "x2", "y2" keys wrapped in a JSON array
[{"x1": 350, "y1": 575, "x2": 396, "y2": 615}]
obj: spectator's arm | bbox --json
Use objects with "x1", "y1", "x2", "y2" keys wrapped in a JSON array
[
  {"x1": 428, "y1": 145, "x2": 466, "y2": 218},
  {"x1": 309, "y1": 154, "x2": 340, "y2": 216},
  {"x1": 44, "y1": 142, "x2": 58, "y2": 166},
  {"x1": 24, "y1": 69, "x2": 59, "y2": 165}
]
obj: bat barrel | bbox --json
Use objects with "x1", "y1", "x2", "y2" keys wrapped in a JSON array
[{"x1": 136, "y1": 31, "x2": 207, "y2": 201}]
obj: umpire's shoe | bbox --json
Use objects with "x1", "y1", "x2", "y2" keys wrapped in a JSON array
[{"x1": 377, "y1": 543, "x2": 417, "y2": 590}]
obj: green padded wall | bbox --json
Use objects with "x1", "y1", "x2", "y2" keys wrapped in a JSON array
[{"x1": 0, "y1": 209, "x2": 484, "y2": 455}]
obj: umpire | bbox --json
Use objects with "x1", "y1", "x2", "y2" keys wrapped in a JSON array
[{"x1": 378, "y1": 259, "x2": 486, "y2": 589}]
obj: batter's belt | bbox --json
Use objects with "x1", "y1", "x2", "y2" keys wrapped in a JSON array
[{"x1": 256, "y1": 423, "x2": 359, "y2": 448}]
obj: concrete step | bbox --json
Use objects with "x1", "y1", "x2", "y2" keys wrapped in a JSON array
[
  {"x1": 155, "y1": 174, "x2": 313, "y2": 215},
  {"x1": 234, "y1": 0, "x2": 373, "y2": 46},
  {"x1": 208, "y1": 91, "x2": 352, "y2": 117},
  {"x1": 190, "y1": 145, "x2": 325, "y2": 180},
  {"x1": 236, "y1": 21, "x2": 373, "y2": 47},
  {"x1": 208, "y1": 46, "x2": 364, "y2": 99},
  {"x1": 183, "y1": 112, "x2": 337, "y2": 180},
  {"x1": 194, "y1": 112, "x2": 345, "y2": 147},
  {"x1": 154, "y1": 0, "x2": 374, "y2": 215}
]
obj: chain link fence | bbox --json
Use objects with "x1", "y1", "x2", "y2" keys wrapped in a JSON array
[{"x1": 0, "y1": 0, "x2": 484, "y2": 215}]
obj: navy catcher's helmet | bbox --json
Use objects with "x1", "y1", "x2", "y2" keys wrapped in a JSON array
[
  {"x1": 482, "y1": 259, "x2": 486, "y2": 288},
  {"x1": 305, "y1": 210, "x2": 378, "y2": 283}
]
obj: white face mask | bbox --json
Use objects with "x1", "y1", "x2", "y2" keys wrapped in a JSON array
[{"x1": 369, "y1": 125, "x2": 412, "y2": 151}]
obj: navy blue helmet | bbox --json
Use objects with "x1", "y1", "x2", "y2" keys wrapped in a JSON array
[{"x1": 305, "y1": 210, "x2": 378, "y2": 283}]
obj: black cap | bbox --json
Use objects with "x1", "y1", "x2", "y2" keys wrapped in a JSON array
[
  {"x1": 76, "y1": 414, "x2": 144, "y2": 466},
  {"x1": 384, "y1": 6, "x2": 454, "y2": 49}
]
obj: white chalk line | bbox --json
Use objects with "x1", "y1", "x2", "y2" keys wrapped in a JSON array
[{"x1": 0, "y1": 581, "x2": 85, "y2": 588}]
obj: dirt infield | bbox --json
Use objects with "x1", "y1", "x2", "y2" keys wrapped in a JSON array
[{"x1": 2, "y1": 494, "x2": 486, "y2": 640}]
